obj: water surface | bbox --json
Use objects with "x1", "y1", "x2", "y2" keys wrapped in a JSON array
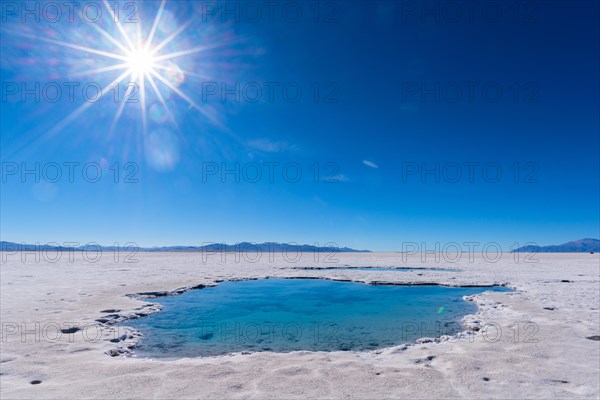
[
  {"x1": 129, "y1": 278, "x2": 509, "y2": 358},
  {"x1": 298, "y1": 267, "x2": 460, "y2": 272}
]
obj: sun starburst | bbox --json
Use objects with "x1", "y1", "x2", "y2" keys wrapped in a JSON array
[{"x1": 14, "y1": 0, "x2": 218, "y2": 139}]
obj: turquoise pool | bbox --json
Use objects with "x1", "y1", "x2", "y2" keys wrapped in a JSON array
[
  {"x1": 297, "y1": 267, "x2": 460, "y2": 272},
  {"x1": 128, "y1": 278, "x2": 509, "y2": 358}
]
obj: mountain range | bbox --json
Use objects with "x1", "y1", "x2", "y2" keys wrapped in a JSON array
[
  {"x1": 2, "y1": 239, "x2": 598, "y2": 253},
  {"x1": 0, "y1": 241, "x2": 370, "y2": 253},
  {"x1": 512, "y1": 238, "x2": 599, "y2": 253}
]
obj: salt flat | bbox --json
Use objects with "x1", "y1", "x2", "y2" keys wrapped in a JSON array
[{"x1": 1, "y1": 252, "x2": 599, "y2": 399}]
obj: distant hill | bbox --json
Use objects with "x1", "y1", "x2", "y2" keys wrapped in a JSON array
[
  {"x1": 0, "y1": 241, "x2": 370, "y2": 253},
  {"x1": 512, "y1": 238, "x2": 599, "y2": 253},
  {"x1": 147, "y1": 242, "x2": 369, "y2": 252}
]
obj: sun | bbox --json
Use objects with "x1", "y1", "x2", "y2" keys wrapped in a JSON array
[
  {"x1": 126, "y1": 47, "x2": 157, "y2": 76},
  {"x1": 16, "y1": 0, "x2": 220, "y2": 138}
]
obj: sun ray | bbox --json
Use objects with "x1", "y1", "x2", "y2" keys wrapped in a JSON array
[
  {"x1": 69, "y1": 63, "x2": 130, "y2": 78},
  {"x1": 139, "y1": 73, "x2": 148, "y2": 135},
  {"x1": 89, "y1": 23, "x2": 131, "y2": 55},
  {"x1": 102, "y1": 0, "x2": 136, "y2": 51},
  {"x1": 153, "y1": 63, "x2": 212, "y2": 80},
  {"x1": 146, "y1": 73, "x2": 178, "y2": 127},
  {"x1": 47, "y1": 70, "x2": 132, "y2": 137},
  {"x1": 135, "y1": 8, "x2": 143, "y2": 50},
  {"x1": 153, "y1": 44, "x2": 216, "y2": 62},
  {"x1": 108, "y1": 80, "x2": 138, "y2": 137},
  {"x1": 150, "y1": 69, "x2": 220, "y2": 125},
  {"x1": 149, "y1": 18, "x2": 194, "y2": 56},
  {"x1": 13, "y1": 32, "x2": 127, "y2": 61},
  {"x1": 145, "y1": 0, "x2": 167, "y2": 51},
  {"x1": 149, "y1": 70, "x2": 201, "y2": 111}
]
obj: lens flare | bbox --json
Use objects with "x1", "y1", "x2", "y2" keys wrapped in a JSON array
[{"x1": 145, "y1": 128, "x2": 180, "y2": 171}]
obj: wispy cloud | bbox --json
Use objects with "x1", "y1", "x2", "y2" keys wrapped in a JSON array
[
  {"x1": 247, "y1": 138, "x2": 295, "y2": 153},
  {"x1": 362, "y1": 160, "x2": 379, "y2": 169},
  {"x1": 326, "y1": 174, "x2": 349, "y2": 182},
  {"x1": 312, "y1": 195, "x2": 327, "y2": 207}
]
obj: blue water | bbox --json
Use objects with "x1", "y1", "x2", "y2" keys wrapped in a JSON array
[
  {"x1": 128, "y1": 279, "x2": 509, "y2": 358},
  {"x1": 304, "y1": 267, "x2": 460, "y2": 272}
]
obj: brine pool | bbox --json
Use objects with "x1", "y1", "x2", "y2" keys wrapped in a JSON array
[
  {"x1": 128, "y1": 278, "x2": 509, "y2": 358},
  {"x1": 296, "y1": 267, "x2": 460, "y2": 272}
]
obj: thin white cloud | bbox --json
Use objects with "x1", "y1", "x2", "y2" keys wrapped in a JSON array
[
  {"x1": 326, "y1": 174, "x2": 349, "y2": 182},
  {"x1": 312, "y1": 195, "x2": 327, "y2": 207},
  {"x1": 363, "y1": 160, "x2": 379, "y2": 169},
  {"x1": 247, "y1": 138, "x2": 295, "y2": 153}
]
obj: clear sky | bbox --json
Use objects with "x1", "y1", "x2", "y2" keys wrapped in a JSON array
[{"x1": 1, "y1": 1, "x2": 598, "y2": 251}]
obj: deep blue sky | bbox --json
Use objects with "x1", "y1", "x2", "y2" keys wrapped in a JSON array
[{"x1": 1, "y1": 1, "x2": 599, "y2": 251}]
